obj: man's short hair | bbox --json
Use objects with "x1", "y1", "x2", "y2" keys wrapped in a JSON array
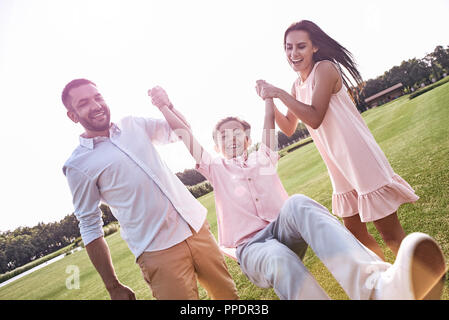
[
  {"x1": 61, "y1": 78, "x2": 96, "y2": 110},
  {"x1": 212, "y1": 116, "x2": 251, "y2": 145}
]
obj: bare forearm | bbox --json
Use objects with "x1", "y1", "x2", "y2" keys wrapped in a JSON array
[
  {"x1": 160, "y1": 105, "x2": 190, "y2": 132},
  {"x1": 169, "y1": 105, "x2": 191, "y2": 129},
  {"x1": 148, "y1": 85, "x2": 204, "y2": 163},
  {"x1": 276, "y1": 89, "x2": 321, "y2": 129},
  {"x1": 85, "y1": 237, "x2": 119, "y2": 291},
  {"x1": 273, "y1": 107, "x2": 296, "y2": 136},
  {"x1": 263, "y1": 99, "x2": 276, "y2": 150},
  {"x1": 159, "y1": 105, "x2": 203, "y2": 163}
]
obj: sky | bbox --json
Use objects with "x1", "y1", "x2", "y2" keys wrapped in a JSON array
[{"x1": 0, "y1": 0, "x2": 448, "y2": 232}]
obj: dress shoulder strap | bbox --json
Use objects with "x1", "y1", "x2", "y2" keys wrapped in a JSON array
[
  {"x1": 312, "y1": 60, "x2": 343, "y2": 91},
  {"x1": 310, "y1": 60, "x2": 322, "y2": 90}
]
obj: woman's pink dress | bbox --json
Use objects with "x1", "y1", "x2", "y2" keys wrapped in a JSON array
[{"x1": 295, "y1": 60, "x2": 418, "y2": 222}]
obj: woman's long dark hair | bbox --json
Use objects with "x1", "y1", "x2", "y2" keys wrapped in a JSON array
[{"x1": 284, "y1": 20, "x2": 363, "y2": 97}]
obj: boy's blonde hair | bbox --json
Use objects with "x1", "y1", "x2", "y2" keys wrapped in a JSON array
[{"x1": 212, "y1": 116, "x2": 251, "y2": 145}]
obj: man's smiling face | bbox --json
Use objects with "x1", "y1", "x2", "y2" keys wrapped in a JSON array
[{"x1": 67, "y1": 83, "x2": 111, "y2": 137}]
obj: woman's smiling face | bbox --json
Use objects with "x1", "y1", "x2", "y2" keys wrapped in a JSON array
[{"x1": 285, "y1": 29, "x2": 318, "y2": 75}]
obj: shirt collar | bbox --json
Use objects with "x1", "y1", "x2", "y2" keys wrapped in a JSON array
[
  {"x1": 79, "y1": 123, "x2": 121, "y2": 150},
  {"x1": 227, "y1": 151, "x2": 249, "y2": 166}
]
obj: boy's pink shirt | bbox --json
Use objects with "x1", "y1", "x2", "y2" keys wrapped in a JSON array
[{"x1": 196, "y1": 143, "x2": 289, "y2": 248}]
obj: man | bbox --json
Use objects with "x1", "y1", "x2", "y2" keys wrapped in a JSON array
[{"x1": 61, "y1": 79, "x2": 238, "y2": 300}]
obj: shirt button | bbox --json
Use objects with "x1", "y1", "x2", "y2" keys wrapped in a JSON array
[
  {"x1": 248, "y1": 178, "x2": 252, "y2": 181},
  {"x1": 255, "y1": 198, "x2": 259, "y2": 201}
]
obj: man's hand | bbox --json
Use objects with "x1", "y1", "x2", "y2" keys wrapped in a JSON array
[
  {"x1": 255, "y1": 80, "x2": 280, "y2": 100},
  {"x1": 107, "y1": 282, "x2": 137, "y2": 300},
  {"x1": 148, "y1": 86, "x2": 172, "y2": 109}
]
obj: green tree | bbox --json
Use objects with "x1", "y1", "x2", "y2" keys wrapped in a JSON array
[
  {"x1": 5, "y1": 234, "x2": 35, "y2": 270},
  {"x1": 0, "y1": 236, "x2": 7, "y2": 273},
  {"x1": 99, "y1": 204, "x2": 117, "y2": 226},
  {"x1": 176, "y1": 169, "x2": 207, "y2": 186},
  {"x1": 424, "y1": 53, "x2": 443, "y2": 82},
  {"x1": 431, "y1": 45, "x2": 449, "y2": 73},
  {"x1": 361, "y1": 77, "x2": 387, "y2": 99},
  {"x1": 277, "y1": 122, "x2": 310, "y2": 148},
  {"x1": 407, "y1": 58, "x2": 432, "y2": 89}
]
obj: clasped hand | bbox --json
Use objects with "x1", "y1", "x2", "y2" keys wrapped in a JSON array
[
  {"x1": 255, "y1": 80, "x2": 279, "y2": 100},
  {"x1": 148, "y1": 86, "x2": 171, "y2": 109}
]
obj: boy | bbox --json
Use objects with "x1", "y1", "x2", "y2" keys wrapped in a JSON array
[{"x1": 149, "y1": 86, "x2": 446, "y2": 300}]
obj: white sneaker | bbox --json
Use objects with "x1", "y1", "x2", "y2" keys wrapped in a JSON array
[{"x1": 373, "y1": 232, "x2": 447, "y2": 300}]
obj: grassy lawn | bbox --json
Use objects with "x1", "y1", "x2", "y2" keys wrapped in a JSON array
[{"x1": 1, "y1": 82, "x2": 448, "y2": 300}]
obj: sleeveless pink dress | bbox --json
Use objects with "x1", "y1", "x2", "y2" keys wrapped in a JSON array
[{"x1": 295, "y1": 60, "x2": 419, "y2": 222}]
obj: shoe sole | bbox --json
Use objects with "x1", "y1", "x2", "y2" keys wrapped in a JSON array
[{"x1": 411, "y1": 238, "x2": 447, "y2": 300}]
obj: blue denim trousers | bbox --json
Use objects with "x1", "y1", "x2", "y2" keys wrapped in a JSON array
[{"x1": 236, "y1": 194, "x2": 390, "y2": 300}]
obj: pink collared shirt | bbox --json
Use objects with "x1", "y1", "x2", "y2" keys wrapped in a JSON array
[
  {"x1": 63, "y1": 116, "x2": 207, "y2": 259},
  {"x1": 196, "y1": 143, "x2": 289, "y2": 248}
]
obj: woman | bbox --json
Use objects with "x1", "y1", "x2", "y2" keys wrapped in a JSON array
[{"x1": 255, "y1": 20, "x2": 419, "y2": 260}]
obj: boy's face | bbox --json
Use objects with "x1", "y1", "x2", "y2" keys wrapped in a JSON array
[{"x1": 215, "y1": 120, "x2": 250, "y2": 159}]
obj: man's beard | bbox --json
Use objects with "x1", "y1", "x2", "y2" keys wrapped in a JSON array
[{"x1": 79, "y1": 109, "x2": 111, "y2": 132}]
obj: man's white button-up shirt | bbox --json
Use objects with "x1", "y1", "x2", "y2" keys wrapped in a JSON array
[{"x1": 63, "y1": 116, "x2": 207, "y2": 259}]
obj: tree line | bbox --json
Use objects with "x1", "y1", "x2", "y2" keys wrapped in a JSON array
[
  {"x1": 353, "y1": 45, "x2": 449, "y2": 112},
  {"x1": 277, "y1": 122, "x2": 310, "y2": 149},
  {"x1": 0, "y1": 205, "x2": 116, "y2": 274},
  {"x1": 1, "y1": 44, "x2": 447, "y2": 275}
]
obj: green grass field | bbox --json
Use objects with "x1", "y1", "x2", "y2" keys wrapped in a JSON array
[{"x1": 1, "y1": 82, "x2": 448, "y2": 300}]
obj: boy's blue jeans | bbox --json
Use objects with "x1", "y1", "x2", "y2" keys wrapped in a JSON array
[{"x1": 236, "y1": 194, "x2": 390, "y2": 300}]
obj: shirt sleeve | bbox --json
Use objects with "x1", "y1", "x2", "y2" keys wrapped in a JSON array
[
  {"x1": 258, "y1": 142, "x2": 280, "y2": 166},
  {"x1": 64, "y1": 166, "x2": 104, "y2": 246},
  {"x1": 142, "y1": 117, "x2": 180, "y2": 145},
  {"x1": 195, "y1": 149, "x2": 214, "y2": 184}
]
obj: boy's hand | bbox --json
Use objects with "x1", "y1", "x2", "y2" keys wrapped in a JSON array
[
  {"x1": 255, "y1": 80, "x2": 279, "y2": 100},
  {"x1": 148, "y1": 86, "x2": 172, "y2": 109}
]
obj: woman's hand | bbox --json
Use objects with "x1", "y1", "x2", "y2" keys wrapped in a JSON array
[{"x1": 255, "y1": 80, "x2": 281, "y2": 100}]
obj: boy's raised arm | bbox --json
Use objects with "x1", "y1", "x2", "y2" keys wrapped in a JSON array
[
  {"x1": 263, "y1": 98, "x2": 277, "y2": 151},
  {"x1": 148, "y1": 86, "x2": 204, "y2": 164}
]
